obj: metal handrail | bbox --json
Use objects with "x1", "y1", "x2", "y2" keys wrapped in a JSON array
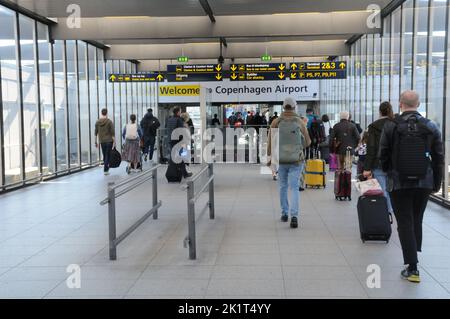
[
  {"x1": 99, "y1": 164, "x2": 162, "y2": 260},
  {"x1": 183, "y1": 163, "x2": 215, "y2": 260}
]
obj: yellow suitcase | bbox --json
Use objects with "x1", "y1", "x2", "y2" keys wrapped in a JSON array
[{"x1": 304, "y1": 159, "x2": 326, "y2": 189}]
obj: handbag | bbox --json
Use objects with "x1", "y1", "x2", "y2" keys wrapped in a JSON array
[
  {"x1": 355, "y1": 178, "x2": 384, "y2": 196},
  {"x1": 109, "y1": 147, "x2": 122, "y2": 168}
]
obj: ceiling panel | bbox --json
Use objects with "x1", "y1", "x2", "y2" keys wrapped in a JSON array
[{"x1": 10, "y1": 0, "x2": 392, "y2": 18}]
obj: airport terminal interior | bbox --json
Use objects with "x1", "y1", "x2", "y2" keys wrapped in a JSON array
[{"x1": 1, "y1": 0, "x2": 450, "y2": 299}]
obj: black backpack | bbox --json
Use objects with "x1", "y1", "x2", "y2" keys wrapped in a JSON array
[
  {"x1": 393, "y1": 114, "x2": 433, "y2": 181},
  {"x1": 310, "y1": 117, "x2": 326, "y2": 144}
]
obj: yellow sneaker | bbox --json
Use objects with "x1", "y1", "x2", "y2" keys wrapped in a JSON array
[{"x1": 401, "y1": 269, "x2": 421, "y2": 283}]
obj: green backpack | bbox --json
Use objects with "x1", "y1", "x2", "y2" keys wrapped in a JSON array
[{"x1": 278, "y1": 116, "x2": 306, "y2": 164}]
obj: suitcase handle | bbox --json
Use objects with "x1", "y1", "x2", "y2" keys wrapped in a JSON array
[{"x1": 389, "y1": 212, "x2": 393, "y2": 225}]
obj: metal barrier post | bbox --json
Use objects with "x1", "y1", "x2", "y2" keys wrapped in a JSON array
[
  {"x1": 107, "y1": 182, "x2": 117, "y2": 260},
  {"x1": 152, "y1": 168, "x2": 158, "y2": 220},
  {"x1": 208, "y1": 163, "x2": 215, "y2": 220},
  {"x1": 187, "y1": 179, "x2": 196, "y2": 260}
]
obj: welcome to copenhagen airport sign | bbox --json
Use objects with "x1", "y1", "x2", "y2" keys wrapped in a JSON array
[{"x1": 158, "y1": 80, "x2": 320, "y2": 103}]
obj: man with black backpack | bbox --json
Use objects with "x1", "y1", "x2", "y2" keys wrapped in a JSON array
[
  {"x1": 380, "y1": 90, "x2": 444, "y2": 283},
  {"x1": 140, "y1": 108, "x2": 160, "y2": 163}
]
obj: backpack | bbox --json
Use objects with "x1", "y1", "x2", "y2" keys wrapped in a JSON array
[
  {"x1": 393, "y1": 114, "x2": 433, "y2": 181},
  {"x1": 125, "y1": 123, "x2": 139, "y2": 140},
  {"x1": 310, "y1": 117, "x2": 326, "y2": 144},
  {"x1": 142, "y1": 117, "x2": 160, "y2": 136},
  {"x1": 278, "y1": 116, "x2": 306, "y2": 164}
]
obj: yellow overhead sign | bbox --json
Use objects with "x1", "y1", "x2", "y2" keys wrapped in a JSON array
[{"x1": 159, "y1": 85, "x2": 200, "y2": 96}]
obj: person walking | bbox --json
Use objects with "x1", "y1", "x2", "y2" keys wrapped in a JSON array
[
  {"x1": 379, "y1": 90, "x2": 444, "y2": 283},
  {"x1": 140, "y1": 108, "x2": 160, "y2": 163},
  {"x1": 94, "y1": 108, "x2": 115, "y2": 175},
  {"x1": 269, "y1": 112, "x2": 279, "y2": 125},
  {"x1": 267, "y1": 97, "x2": 311, "y2": 228},
  {"x1": 211, "y1": 114, "x2": 221, "y2": 126},
  {"x1": 329, "y1": 111, "x2": 360, "y2": 170},
  {"x1": 166, "y1": 107, "x2": 192, "y2": 178},
  {"x1": 362, "y1": 101, "x2": 395, "y2": 215},
  {"x1": 122, "y1": 114, "x2": 143, "y2": 174}
]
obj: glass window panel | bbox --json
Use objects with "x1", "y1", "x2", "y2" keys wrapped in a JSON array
[
  {"x1": 415, "y1": 0, "x2": 429, "y2": 115},
  {"x1": 391, "y1": 8, "x2": 401, "y2": 113},
  {"x1": 114, "y1": 60, "x2": 122, "y2": 152},
  {"x1": 37, "y1": 22, "x2": 55, "y2": 175},
  {"x1": 367, "y1": 34, "x2": 374, "y2": 128},
  {"x1": 401, "y1": 0, "x2": 414, "y2": 91},
  {"x1": 77, "y1": 41, "x2": 89, "y2": 166},
  {"x1": 120, "y1": 60, "x2": 127, "y2": 133},
  {"x1": 360, "y1": 35, "x2": 367, "y2": 128},
  {"x1": 66, "y1": 40, "x2": 79, "y2": 167},
  {"x1": 381, "y1": 15, "x2": 391, "y2": 101},
  {"x1": 88, "y1": 44, "x2": 98, "y2": 163},
  {"x1": 53, "y1": 40, "x2": 68, "y2": 172},
  {"x1": 428, "y1": 0, "x2": 446, "y2": 132},
  {"x1": 19, "y1": 14, "x2": 40, "y2": 180},
  {"x1": 1, "y1": 6, "x2": 22, "y2": 185},
  {"x1": 373, "y1": 34, "x2": 382, "y2": 116},
  {"x1": 127, "y1": 62, "x2": 133, "y2": 117},
  {"x1": 355, "y1": 39, "x2": 361, "y2": 126}
]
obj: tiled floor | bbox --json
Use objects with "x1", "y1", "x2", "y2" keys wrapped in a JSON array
[{"x1": 0, "y1": 162, "x2": 450, "y2": 299}]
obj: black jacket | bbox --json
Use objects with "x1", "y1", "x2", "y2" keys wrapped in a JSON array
[
  {"x1": 329, "y1": 120, "x2": 361, "y2": 155},
  {"x1": 379, "y1": 111, "x2": 444, "y2": 192},
  {"x1": 363, "y1": 117, "x2": 393, "y2": 171},
  {"x1": 165, "y1": 115, "x2": 185, "y2": 144},
  {"x1": 140, "y1": 112, "x2": 160, "y2": 137}
]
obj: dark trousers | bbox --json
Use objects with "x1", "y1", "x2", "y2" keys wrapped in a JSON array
[
  {"x1": 390, "y1": 188, "x2": 431, "y2": 265},
  {"x1": 169, "y1": 141, "x2": 189, "y2": 177},
  {"x1": 143, "y1": 135, "x2": 156, "y2": 159},
  {"x1": 100, "y1": 142, "x2": 113, "y2": 172}
]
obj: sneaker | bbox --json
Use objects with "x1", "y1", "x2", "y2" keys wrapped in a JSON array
[
  {"x1": 184, "y1": 172, "x2": 193, "y2": 178},
  {"x1": 290, "y1": 216, "x2": 298, "y2": 228},
  {"x1": 144, "y1": 154, "x2": 148, "y2": 162},
  {"x1": 104, "y1": 171, "x2": 110, "y2": 176},
  {"x1": 280, "y1": 214, "x2": 288, "y2": 222},
  {"x1": 299, "y1": 187, "x2": 305, "y2": 192},
  {"x1": 401, "y1": 268, "x2": 421, "y2": 283},
  {"x1": 273, "y1": 175, "x2": 277, "y2": 181}
]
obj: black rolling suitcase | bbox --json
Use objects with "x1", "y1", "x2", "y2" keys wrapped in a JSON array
[
  {"x1": 357, "y1": 195, "x2": 393, "y2": 243},
  {"x1": 165, "y1": 159, "x2": 182, "y2": 183}
]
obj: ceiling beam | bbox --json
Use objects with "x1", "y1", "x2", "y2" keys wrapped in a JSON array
[
  {"x1": 198, "y1": 0, "x2": 216, "y2": 23},
  {"x1": 220, "y1": 37, "x2": 227, "y2": 48}
]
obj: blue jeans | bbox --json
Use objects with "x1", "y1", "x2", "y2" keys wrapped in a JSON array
[
  {"x1": 373, "y1": 168, "x2": 393, "y2": 213},
  {"x1": 278, "y1": 163, "x2": 303, "y2": 217}
]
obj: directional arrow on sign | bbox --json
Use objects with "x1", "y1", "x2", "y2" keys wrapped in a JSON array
[
  {"x1": 157, "y1": 74, "x2": 164, "y2": 81},
  {"x1": 291, "y1": 63, "x2": 298, "y2": 71},
  {"x1": 216, "y1": 73, "x2": 223, "y2": 81},
  {"x1": 215, "y1": 64, "x2": 222, "y2": 72},
  {"x1": 290, "y1": 72, "x2": 297, "y2": 79},
  {"x1": 279, "y1": 64, "x2": 286, "y2": 71},
  {"x1": 339, "y1": 62, "x2": 346, "y2": 69},
  {"x1": 231, "y1": 64, "x2": 237, "y2": 72},
  {"x1": 278, "y1": 72, "x2": 285, "y2": 80},
  {"x1": 231, "y1": 73, "x2": 238, "y2": 80},
  {"x1": 110, "y1": 75, "x2": 117, "y2": 82}
]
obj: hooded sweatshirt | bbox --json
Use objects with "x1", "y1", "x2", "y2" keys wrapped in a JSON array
[{"x1": 95, "y1": 117, "x2": 115, "y2": 144}]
